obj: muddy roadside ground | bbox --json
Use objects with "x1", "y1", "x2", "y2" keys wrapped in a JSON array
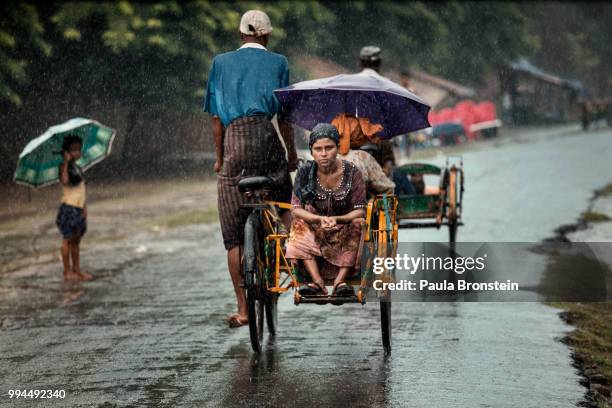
[
  {"x1": 547, "y1": 183, "x2": 612, "y2": 408},
  {"x1": 0, "y1": 175, "x2": 218, "y2": 327}
]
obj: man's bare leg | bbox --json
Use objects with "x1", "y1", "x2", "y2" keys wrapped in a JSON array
[
  {"x1": 61, "y1": 239, "x2": 79, "y2": 281},
  {"x1": 227, "y1": 245, "x2": 248, "y2": 326}
]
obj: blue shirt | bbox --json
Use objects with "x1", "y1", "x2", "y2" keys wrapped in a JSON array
[{"x1": 203, "y1": 47, "x2": 289, "y2": 127}]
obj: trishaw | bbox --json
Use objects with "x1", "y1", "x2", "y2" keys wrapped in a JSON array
[
  {"x1": 237, "y1": 156, "x2": 464, "y2": 354},
  {"x1": 394, "y1": 156, "x2": 465, "y2": 244}
]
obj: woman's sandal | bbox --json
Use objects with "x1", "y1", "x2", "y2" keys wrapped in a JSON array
[
  {"x1": 333, "y1": 282, "x2": 355, "y2": 297},
  {"x1": 330, "y1": 282, "x2": 355, "y2": 306},
  {"x1": 299, "y1": 280, "x2": 328, "y2": 305},
  {"x1": 299, "y1": 280, "x2": 328, "y2": 296},
  {"x1": 298, "y1": 283, "x2": 317, "y2": 296}
]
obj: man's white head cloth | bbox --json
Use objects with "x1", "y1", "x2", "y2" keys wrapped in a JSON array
[{"x1": 239, "y1": 10, "x2": 273, "y2": 37}]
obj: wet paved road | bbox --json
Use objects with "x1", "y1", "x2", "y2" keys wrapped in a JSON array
[{"x1": 2, "y1": 126, "x2": 612, "y2": 407}]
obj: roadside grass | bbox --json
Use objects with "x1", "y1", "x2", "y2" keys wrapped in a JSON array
[
  {"x1": 581, "y1": 211, "x2": 611, "y2": 223},
  {"x1": 146, "y1": 207, "x2": 219, "y2": 229},
  {"x1": 550, "y1": 182, "x2": 612, "y2": 407},
  {"x1": 596, "y1": 184, "x2": 612, "y2": 198},
  {"x1": 551, "y1": 302, "x2": 612, "y2": 406}
]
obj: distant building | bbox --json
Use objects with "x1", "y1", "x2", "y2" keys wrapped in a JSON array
[
  {"x1": 387, "y1": 69, "x2": 476, "y2": 110},
  {"x1": 497, "y1": 58, "x2": 584, "y2": 125}
]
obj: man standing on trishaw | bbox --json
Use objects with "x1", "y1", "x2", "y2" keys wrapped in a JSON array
[{"x1": 204, "y1": 10, "x2": 297, "y2": 328}]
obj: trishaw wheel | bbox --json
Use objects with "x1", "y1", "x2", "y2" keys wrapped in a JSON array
[
  {"x1": 243, "y1": 213, "x2": 266, "y2": 353},
  {"x1": 265, "y1": 293, "x2": 278, "y2": 336},
  {"x1": 449, "y1": 221, "x2": 457, "y2": 244},
  {"x1": 380, "y1": 299, "x2": 392, "y2": 354},
  {"x1": 247, "y1": 286, "x2": 264, "y2": 353},
  {"x1": 372, "y1": 201, "x2": 393, "y2": 355},
  {"x1": 447, "y1": 167, "x2": 459, "y2": 246}
]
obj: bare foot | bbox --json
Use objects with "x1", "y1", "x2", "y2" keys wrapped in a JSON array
[
  {"x1": 227, "y1": 314, "x2": 248, "y2": 328},
  {"x1": 63, "y1": 271, "x2": 81, "y2": 282},
  {"x1": 76, "y1": 270, "x2": 94, "y2": 281}
]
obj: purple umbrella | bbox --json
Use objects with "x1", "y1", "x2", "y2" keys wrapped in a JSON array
[{"x1": 274, "y1": 73, "x2": 431, "y2": 139}]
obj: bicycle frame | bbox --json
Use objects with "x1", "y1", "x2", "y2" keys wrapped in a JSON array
[
  {"x1": 261, "y1": 200, "x2": 299, "y2": 294},
  {"x1": 244, "y1": 192, "x2": 397, "y2": 304},
  {"x1": 358, "y1": 194, "x2": 398, "y2": 303},
  {"x1": 241, "y1": 196, "x2": 299, "y2": 294}
]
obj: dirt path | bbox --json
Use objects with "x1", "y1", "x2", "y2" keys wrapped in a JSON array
[{"x1": 0, "y1": 176, "x2": 218, "y2": 328}]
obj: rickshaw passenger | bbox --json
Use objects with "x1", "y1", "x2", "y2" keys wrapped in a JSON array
[
  {"x1": 286, "y1": 123, "x2": 366, "y2": 297},
  {"x1": 382, "y1": 159, "x2": 417, "y2": 196},
  {"x1": 340, "y1": 149, "x2": 395, "y2": 195},
  {"x1": 410, "y1": 173, "x2": 440, "y2": 195}
]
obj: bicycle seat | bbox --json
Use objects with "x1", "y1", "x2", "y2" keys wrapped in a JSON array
[{"x1": 238, "y1": 176, "x2": 274, "y2": 193}]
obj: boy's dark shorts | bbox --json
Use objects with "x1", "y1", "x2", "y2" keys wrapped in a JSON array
[{"x1": 56, "y1": 203, "x2": 87, "y2": 239}]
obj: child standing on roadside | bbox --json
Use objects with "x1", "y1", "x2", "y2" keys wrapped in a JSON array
[{"x1": 56, "y1": 135, "x2": 93, "y2": 281}]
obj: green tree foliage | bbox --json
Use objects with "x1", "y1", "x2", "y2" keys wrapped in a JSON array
[
  {"x1": 47, "y1": 1, "x2": 243, "y2": 110},
  {"x1": 0, "y1": 1, "x2": 609, "y2": 109},
  {"x1": 23, "y1": 1, "x2": 333, "y2": 111},
  {"x1": 429, "y1": 2, "x2": 538, "y2": 85},
  {"x1": 522, "y1": 2, "x2": 612, "y2": 95},
  {"x1": 0, "y1": 2, "x2": 50, "y2": 106},
  {"x1": 314, "y1": 1, "x2": 448, "y2": 71}
]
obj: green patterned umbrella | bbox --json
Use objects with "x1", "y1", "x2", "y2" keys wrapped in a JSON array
[{"x1": 14, "y1": 117, "x2": 116, "y2": 188}]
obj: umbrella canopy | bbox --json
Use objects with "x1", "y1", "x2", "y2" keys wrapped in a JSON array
[
  {"x1": 14, "y1": 117, "x2": 116, "y2": 188},
  {"x1": 274, "y1": 73, "x2": 431, "y2": 139}
]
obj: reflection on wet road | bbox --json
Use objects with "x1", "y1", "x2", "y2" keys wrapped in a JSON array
[{"x1": 1, "y1": 127, "x2": 612, "y2": 407}]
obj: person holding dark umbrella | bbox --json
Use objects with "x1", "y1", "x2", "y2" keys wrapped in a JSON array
[
  {"x1": 358, "y1": 45, "x2": 396, "y2": 166},
  {"x1": 358, "y1": 45, "x2": 383, "y2": 78},
  {"x1": 357, "y1": 45, "x2": 417, "y2": 195}
]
